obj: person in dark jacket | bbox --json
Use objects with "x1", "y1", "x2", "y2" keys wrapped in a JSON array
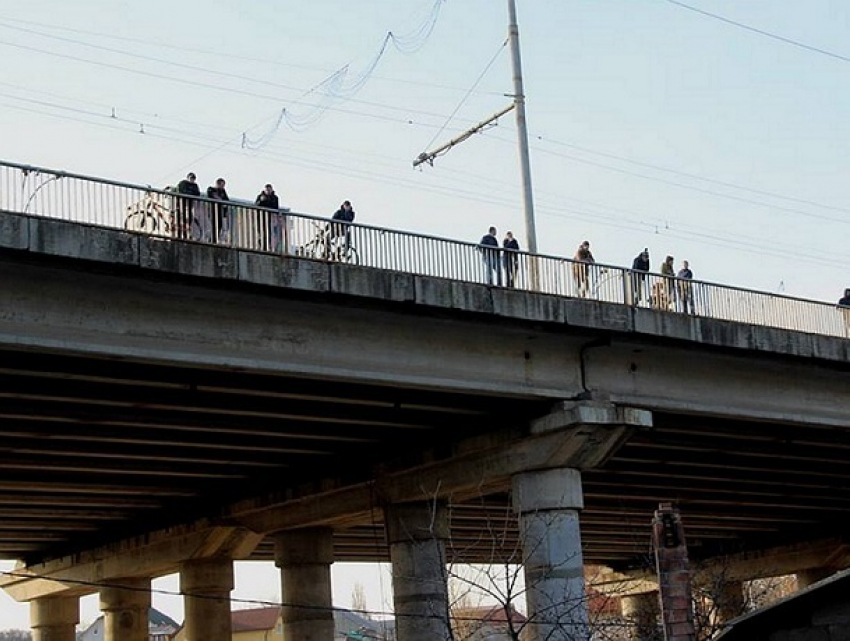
[
  {"x1": 839, "y1": 288, "x2": 850, "y2": 337},
  {"x1": 631, "y1": 248, "x2": 650, "y2": 305},
  {"x1": 479, "y1": 226, "x2": 501, "y2": 286},
  {"x1": 677, "y1": 260, "x2": 694, "y2": 314},
  {"x1": 330, "y1": 200, "x2": 355, "y2": 251},
  {"x1": 175, "y1": 172, "x2": 200, "y2": 240},
  {"x1": 503, "y1": 231, "x2": 520, "y2": 287},
  {"x1": 206, "y1": 178, "x2": 229, "y2": 244},
  {"x1": 255, "y1": 183, "x2": 279, "y2": 210},
  {"x1": 255, "y1": 184, "x2": 281, "y2": 251}
]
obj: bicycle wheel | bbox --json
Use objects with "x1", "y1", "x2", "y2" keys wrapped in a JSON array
[{"x1": 345, "y1": 246, "x2": 359, "y2": 265}]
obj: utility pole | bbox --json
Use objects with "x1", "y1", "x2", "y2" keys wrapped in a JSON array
[
  {"x1": 412, "y1": 0, "x2": 539, "y2": 287},
  {"x1": 508, "y1": 0, "x2": 538, "y2": 258}
]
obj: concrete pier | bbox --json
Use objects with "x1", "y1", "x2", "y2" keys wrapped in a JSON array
[
  {"x1": 30, "y1": 596, "x2": 79, "y2": 641},
  {"x1": 275, "y1": 528, "x2": 335, "y2": 641},
  {"x1": 180, "y1": 558, "x2": 234, "y2": 641},
  {"x1": 100, "y1": 578, "x2": 151, "y2": 641},
  {"x1": 386, "y1": 501, "x2": 452, "y2": 641},
  {"x1": 513, "y1": 468, "x2": 589, "y2": 641}
]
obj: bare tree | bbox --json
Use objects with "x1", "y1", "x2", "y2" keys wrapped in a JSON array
[{"x1": 352, "y1": 581, "x2": 370, "y2": 617}]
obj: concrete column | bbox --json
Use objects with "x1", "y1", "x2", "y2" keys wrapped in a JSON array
[
  {"x1": 652, "y1": 503, "x2": 695, "y2": 641},
  {"x1": 180, "y1": 557, "x2": 234, "y2": 641},
  {"x1": 385, "y1": 500, "x2": 452, "y2": 641},
  {"x1": 30, "y1": 596, "x2": 79, "y2": 641},
  {"x1": 100, "y1": 577, "x2": 151, "y2": 641},
  {"x1": 512, "y1": 467, "x2": 589, "y2": 641},
  {"x1": 275, "y1": 527, "x2": 335, "y2": 641},
  {"x1": 621, "y1": 591, "x2": 660, "y2": 641},
  {"x1": 796, "y1": 568, "x2": 833, "y2": 589}
]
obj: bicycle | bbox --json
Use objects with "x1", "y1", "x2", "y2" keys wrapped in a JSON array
[
  {"x1": 298, "y1": 222, "x2": 359, "y2": 264},
  {"x1": 124, "y1": 192, "x2": 172, "y2": 236}
]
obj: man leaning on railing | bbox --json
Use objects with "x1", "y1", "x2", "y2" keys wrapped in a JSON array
[{"x1": 331, "y1": 200, "x2": 355, "y2": 252}]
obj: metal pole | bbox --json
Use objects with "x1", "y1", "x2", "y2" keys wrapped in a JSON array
[{"x1": 508, "y1": 0, "x2": 539, "y2": 289}]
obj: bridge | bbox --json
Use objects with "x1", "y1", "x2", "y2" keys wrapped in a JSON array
[{"x1": 0, "y1": 160, "x2": 849, "y2": 640}]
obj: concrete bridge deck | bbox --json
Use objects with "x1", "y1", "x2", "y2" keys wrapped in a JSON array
[{"x1": 1, "y1": 211, "x2": 849, "y2": 602}]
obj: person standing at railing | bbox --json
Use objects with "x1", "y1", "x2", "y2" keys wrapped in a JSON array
[
  {"x1": 654, "y1": 255, "x2": 676, "y2": 311},
  {"x1": 839, "y1": 288, "x2": 850, "y2": 337},
  {"x1": 677, "y1": 260, "x2": 694, "y2": 314},
  {"x1": 479, "y1": 226, "x2": 502, "y2": 286},
  {"x1": 630, "y1": 248, "x2": 650, "y2": 305},
  {"x1": 330, "y1": 200, "x2": 355, "y2": 256},
  {"x1": 503, "y1": 231, "x2": 520, "y2": 288},
  {"x1": 176, "y1": 172, "x2": 200, "y2": 241},
  {"x1": 255, "y1": 183, "x2": 280, "y2": 252},
  {"x1": 207, "y1": 178, "x2": 230, "y2": 244},
  {"x1": 572, "y1": 240, "x2": 594, "y2": 297}
]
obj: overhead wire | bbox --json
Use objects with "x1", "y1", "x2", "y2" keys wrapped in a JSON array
[
  {"x1": 532, "y1": 135, "x2": 850, "y2": 217},
  {"x1": 665, "y1": 0, "x2": 850, "y2": 64},
  {"x1": 5, "y1": 77, "x2": 848, "y2": 270},
  {"x1": 420, "y1": 38, "x2": 509, "y2": 154},
  {"x1": 0, "y1": 21, "x2": 462, "y2": 127},
  {"x1": 488, "y1": 131, "x2": 850, "y2": 227},
  {"x1": 2, "y1": 6, "x2": 847, "y2": 272},
  {"x1": 0, "y1": 14, "x2": 505, "y2": 97},
  {"x1": 8, "y1": 86, "x2": 847, "y2": 270}
]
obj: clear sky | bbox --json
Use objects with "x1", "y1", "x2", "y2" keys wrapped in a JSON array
[
  {"x1": 1, "y1": 0, "x2": 848, "y2": 301},
  {"x1": 1, "y1": 0, "x2": 848, "y2": 629}
]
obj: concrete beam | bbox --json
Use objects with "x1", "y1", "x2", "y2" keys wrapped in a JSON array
[
  {"x1": 592, "y1": 536, "x2": 850, "y2": 597},
  {"x1": 587, "y1": 339, "x2": 850, "y2": 427},
  {"x1": 231, "y1": 402, "x2": 648, "y2": 533},
  {"x1": 0, "y1": 524, "x2": 261, "y2": 602},
  {"x1": 4, "y1": 213, "x2": 849, "y2": 367},
  {"x1": 1, "y1": 402, "x2": 643, "y2": 602}
]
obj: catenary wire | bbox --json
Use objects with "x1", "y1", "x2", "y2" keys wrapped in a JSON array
[
  {"x1": 420, "y1": 38, "x2": 509, "y2": 152},
  {"x1": 0, "y1": 567, "x2": 555, "y2": 626},
  {"x1": 0, "y1": 14, "x2": 504, "y2": 97},
  {"x1": 665, "y1": 0, "x2": 850, "y2": 64},
  {"x1": 5, "y1": 92, "x2": 849, "y2": 271}
]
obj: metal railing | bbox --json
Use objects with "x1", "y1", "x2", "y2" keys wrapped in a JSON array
[{"x1": 1, "y1": 159, "x2": 848, "y2": 339}]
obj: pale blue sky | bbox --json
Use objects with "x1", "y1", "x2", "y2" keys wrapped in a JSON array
[
  {"x1": 1, "y1": 0, "x2": 848, "y2": 300},
  {"x1": 1, "y1": 0, "x2": 849, "y2": 629}
]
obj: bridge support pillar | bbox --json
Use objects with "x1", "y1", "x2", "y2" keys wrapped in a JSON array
[
  {"x1": 180, "y1": 557, "x2": 234, "y2": 641},
  {"x1": 386, "y1": 500, "x2": 451, "y2": 641},
  {"x1": 796, "y1": 567, "x2": 833, "y2": 589},
  {"x1": 621, "y1": 591, "x2": 660, "y2": 641},
  {"x1": 513, "y1": 467, "x2": 589, "y2": 641},
  {"x1": 275, "y1": 527, "x2": 335, "y2": 641},
  {"x1": 30, "y1": 595, "x2": 79, "y2": 641},
  {"x1": 100, "y1": 577, "x2": 151, "y2": 641}
]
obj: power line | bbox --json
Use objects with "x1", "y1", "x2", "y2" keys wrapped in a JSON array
[
  {"x1": 0, "y1": 566, "x2": 563, "y2": 627},
  {"x1": 4, "y1": 78, "x2": 848, "y2": 273},
  {"x1": 532, "y1": 136, "x2": 850, "y2": 217},
  {"x1": 665, "y1": 0, "x2": 850, "y2": 64},
  {"x1": 421, "y1": 39, "x2": 508, "y2": 153},
  {"x1": 0, "y1": 14, "x2": 504, "y2": 98},
  {"x1": 0, "y1": 21, "x2": 459, "y2": 126},
  {"x1": 488, "y1": 132, "x2": 850, "y2": 227}
]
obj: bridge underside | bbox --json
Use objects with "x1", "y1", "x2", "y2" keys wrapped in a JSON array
[{"x1": 1, "y1": 344, "x2": 847, "y2": 573}]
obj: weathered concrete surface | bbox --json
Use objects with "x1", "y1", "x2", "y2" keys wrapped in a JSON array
[
  {"x1": 30, "y1": 596, "x2": 79, "y2": 641},
  {"x1": 275, "y1": 529, "x2": 335, "y2": 641},
  {"x1": 385, "y1": 501, "x2": 453, "y2": 641},
  {"x1": 1, "y1": 213, "x2": 847, "y2": 365},
  {"x1": 180, "y1": 558, "x2": 234, "y2": 641},
  {"x1": 513, "y1": 469, "x2": 589, "y2": 640}
]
